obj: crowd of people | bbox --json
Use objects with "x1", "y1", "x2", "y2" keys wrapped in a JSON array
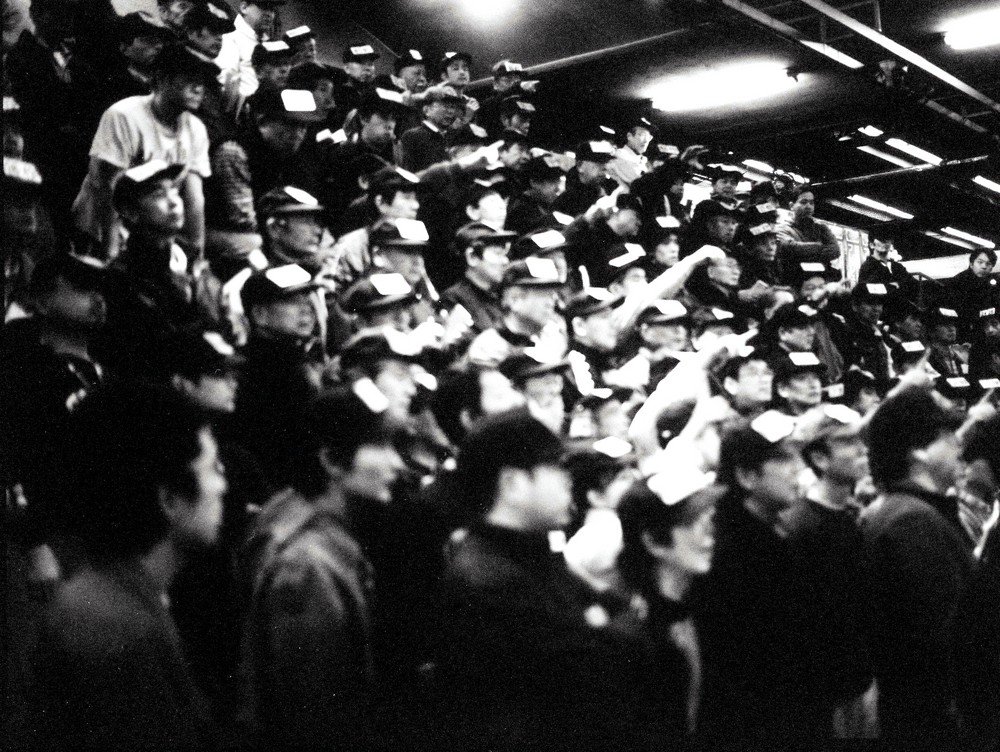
[{"x1": 3, "y1": 0, "x2": 1000, "y2": 749}]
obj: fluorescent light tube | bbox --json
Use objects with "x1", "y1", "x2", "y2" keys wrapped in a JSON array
[
  {"x1": 973, "y1": 175, "x2": 1000, "y2": 194},
  {"x1": 856, "y1": 145, "x2": 914, "y2": 168},
  {"x1": 858, "y1": 125, "x2": 883, "y2": 137},
  {"x1": 942, "y1": 226, "x2": 996, "y2": 249},
  {"x1": 885, "y1": 137, "x2": 943, "y2": 165},
  {"x1": 848, "y1": 194, "x2": 914, "y2": 219}
]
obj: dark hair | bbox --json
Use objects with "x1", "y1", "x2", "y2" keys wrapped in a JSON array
[
  {"x1": 789, "y1": 184, "x2": 815, "y2": 202},
  {"x1": 717, "y1": 421, "x2": 793, "y2": 487},
  {"x1": 66, "y1": 382, "x2": 210, "y2": 559},
  {"x1": 431, "y1": 366, "x2": 487, "y2": 445},
  {"x1": 970, "y1": 248, "x2": 998, "y2": 268}
]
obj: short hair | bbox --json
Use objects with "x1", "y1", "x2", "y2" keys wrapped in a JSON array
[
  {"x1": 971, "y1": 248, "x2": 998, "y2": 268},
  {"x1": 66, "y1": 382, "x2": 210, "y2": 559},
  {"x1": 789, "y1": 184, "x2": 816, "y2": 202},
  {"x1": 432, "y1": 366, "x2": 487, "y2": 445}
]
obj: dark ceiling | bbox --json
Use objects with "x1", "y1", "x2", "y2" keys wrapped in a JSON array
[{"x1": 299, "y1": 0, "x2": 1000, "y2": 260}]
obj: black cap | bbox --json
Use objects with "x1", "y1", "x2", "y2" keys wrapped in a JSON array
[
  {"x1": 343, "y1": 42, "x2": 380, "y2": 63},
  {"x1": 500, "y1": 96, "x2": 536, "y2": 119},
  {"x1": 181, "y1": 3, "x2": 234, "y2": 34},
  {"x1": 501, "y1": 258, "x2": 564, "y2": 289},
  {"x1": 524, "y1": 156, "x2": 565, "y2": 182},
  {"x1": 257, "y1": 185, "x2": 325, "y2": 218},
  {"x1": 923, "y1": 306, "x2": 961, "y2": 328},
  {"x1": 498, "y1": 350, "x2": 569, "y2": 384},
  {"x1": 769, "y1": 303, "x2": 817, "y2": 331},
  {"x1": 440, "y1": 50, "x2": 473, "y2": 68},
  {"x1": 160, "y1": 328, "x2": 243, "y2": 377},
  {"x1": 787, "y1": 261, "x2": 842, "y2": 286},
  {"x1": 283, "y1": 25, "x2": 316, "y2": 45},
  {"x1": 492, "y1": 59, "x2": 523, "y2": 76},
  {"x1": 29, "y1": 253, "x2": 106, "y2": 296},
  {"x1": 692, "y1": 198, "x2": 740, "y2": 223},
  {"x1": 850, "y1": 282, "x2": 890, "y2": 304},
  {"x1": 771, "y1": 351, "x2": 826, "y2": 383},
  {"x1": 112, "y1": 159, "x2": 184, "y2": 211},
  {"x1": 338, "y1": 328, "x2": 424, "y2": 371},
  {"x1": 575, "y1": 140, "x2": 616, "y2": 164},
  {"x1": 395, "y1": 49, "x2": 426, "y2": 72},
  {"x1": 454, "y1": 221, "x2": 518, "y2": 252},
  {"x1": 286, "y1": 62, "x2": 337, "y2": 89},
  {"x1": 422, "y1": 84, "x2": 465, "y2": 105},
  {"x1": 707, "y1": 164, "x2": 745, "y2": 181},
  {"x1": 241, "y1": 265, "x2": 316, "y2": 308},
  {"x1": 251, "y1": 41, "x2": 294, "y2": 66},
  {"x1": 510, "y1": 228, "x2": 569, "y2": 260},
  {"x1": 252, "y1": 87, "x2": 324, "y2": 123},
  {"x1": 303, "y1": 384, "x2": 393, "y2": 466},
  {"x1": 118, "y1": 12, "x2": 174, "y2": 43},
  {"x1": 357, "y1": 88, "x2": 407, "y2": 118},
  {"x1": 152, "y1": 43, "x2": 220, "y2": 81},
  {"x1": 340, "y1": 273, "x2": 417, "y2": 314},
  {"x1": 368, "y1": 218, "x2": 430, "y2": 252},
  {"x1": 565, "y1": 288, "x2": 624, "y2": 320},
  {"x1": 638, "y1": 299, "x2": 690, "y2": 326}
]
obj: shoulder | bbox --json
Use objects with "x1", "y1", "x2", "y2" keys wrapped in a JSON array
[{"x1": 444, "y1": 531, "x2": 526, "y2": 590}]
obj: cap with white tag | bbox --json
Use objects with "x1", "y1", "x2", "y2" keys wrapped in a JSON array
[
  {"x1": 368, "y1": 218, "x2": 430, "y2": 251},
  {"x1": 241, "y1": 265, "x2": 316, "y2": 308},
  {"x1": 656, "y1": 215, "x2": 682, "y2": 229},
  {"x1": 257, "y1": 185, "x2": 325, "y2": 217},
  {"x1": 647, "y1": 468, "x2": 718, "y2": 507},
  {"x1": 340, "y1": 328, "x2": 425, "y2": 371},
  {"x1": 566, "y1": 287, "x2": 624, "y2": 320},
  {"x1": 750, "y1": 410, "x2": 798, "y2": 444},
  {"x1": 283, "y1": 25, "x2": 315, "y2": 42},
  {"x1": 112, "y1": 159, "x2": 184, "y2": 209},
  {"x1": 639, "y1": 299, "x2": 689, "y2": 325},
  {"x1": 608, "y1": 243, "x2": 647, "y2": 269},
  {"x1": 344, "y1": 43, "x2": 380, "y2": 63},
  {"x1": 341, "y1": 273, "x2": 417, "y2": 314},
  {"x1": 502, "y1": 258, "x2": 564, "y2": 289}
]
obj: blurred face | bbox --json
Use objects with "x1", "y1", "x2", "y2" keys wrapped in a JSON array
[
  {"x1": 376, "y1": 189, "x2": 420, "y2": 220},
  {"x1": 752, "y1": 235, "x2": 778, "y2": 262},
  {"x1": 40, "y1": 277, "x2": 107, "y2": 331},
  {"x1": 345, "y1": 442, "x2": 404, "y2": 504},
  {"x1": 505, "y1": 112, "x2": 531, "y2": 135},
  {"x1": 365, "y1": 303, "x2": 414, "y2": 333},
  {"x1": 361, "y1": 112, "x2": 397, "y2": 146},
  {"x1": 173, "y1": 428, "x2": 226, "y2": 548},
  {"x1": 897, "y1": 313, "x2": 924, "y2": 341},
  {"x1": 424, "y1": 100, "x2": 462, "y2": 129},
  {"x1": 240, "y1": 1, "x2": 275, "y2": 34},
  {"x1": 531, "y1": 177, "x2": 564, "y2": 205},
  {"x1": 931, "y1": 323, "x2": 957, "y2": 345},
  {"x1": 641, "y1": 322, "x2": 689, "y2": 352},
  {"x1": 374, "y1": 358, "x2": 417, "y2": 423},
  {"x1": 853, "y1": 300, "x2": 883, "y2": 326},
  {"x1": 777, "y1": 372, "x2": 823, "y2": 410},
  {"x1": 982, "y1": 317, "x2": 1000, "y2": 339},
  {"x1": 870, "y1": 238, "x2": 893, "y2": 260},
  {"x1": 122, "y1": 34, "x2": 167, "y2": 67},
  {"x1": 292, "y1": 39, "x2": 317, "y2": 65},
  {"x1": 971, "y1": 252, "x2": 995, "y2": 278},
  {"x1": 311, "y1": 79, "x2": 336, "y2": 113},
  {"x1": 574, "y1": 307, "x2": 619, "y2": 352},
  {"x1": 799, "y1": 276, "x2": 827, "y2": 303},
  {"x1": 791, "y1": 191, "x2": 815, "y2": 221},
  {"x1": 479, "y1": 369, "x2": 525, "y2": 414},
  {"x1": 853, "y1": 387, "x2": 881, "y2": 416},
  {"x1": 611, "y1": 208, "x2": 640, "y2": 238},
  {"x1": 713, "y1": 175, "x2": 739, "y2": 199},
  {"x1": 918, "y1": 431, "x2": 962, "y2": 494},
  {"x1": 377, "y1": 248, "x2": 425, "y2": 286},
  {"x1": 471, "y1": 242, "x2": 510, "y2": 286},
  {"x1": 398, "y1": 63, "x2": 427, "y2": 93},
  {"x1": 510, "y1": 286, "x2": 559, "y2": 329},
  {"x1": 725, "y1": 359, "x2": 773, "y2": 407},
  {"x1": 470, "y1": 192, "x2": 508, "y2": 229},
  {"x1": 185, "y1": 28, "x2": 223, "y2": 58},
  {"x1": 749, "y1": 452, "x2": 803, "y2": 510},
  {"x1": 654, "y1": 236, "x2": 680, "y2": 267},
  {"x1": 443, "y1": 58, "x2": 471, "y2": 86},
  {"x1": 159, "y1": 0, "x2": 196, "y2": 29},
  {"x1": 252, "y1": 292, "x2": 317, "y2": 339},
  {"x1": 270, "y1": 213, "x2": 323, "y2": 263},
  {"x1": 525, "y1": 464, "x2": 573, "y2": 529},
  {"x1": 344, "y1": 59, "x2": 377, "y2": 84},
  {"x1": 820, "y1": 435, "x2": 869, "y2": 487},
  {"x1": 578, "y1": 160, "x2": 606, "y2": 184},
  {"x1": 594, "y1": 401, "x2": 631, "y2": 441},
  {"x1": 257, "y1": 62, "x2": 291, "y2": 90},
  {"x1": 626, "y1": 127, "x2": 652, "y2": 155},
  {"x1": 181, "y1": 372, "x2": 238, "y2": 413},
  {"x1": 663, "y1": 505, "x2": 716, "y2": 575},
  {"x1": 127, "y1": 180, "x2": 185, "y2": 235},
  {"x1": 523, "y1": 373, "x2": 565, "y2": 435},
  {"x1": 259, "y1": 119, "x2": 308, "y2": 154},
  {"x1": 500, "y1": 142, "x2": 530, "y2": 169},
  {"x1": 494, "y1": 73, "x2": 520, "y2": 93},
  {"x1": 706, "y1": 214, "x2": 739, "y2": 245},
  {"x1": 161, "y1": 72, "x2": 206, "y2": 112},
  {"x1": 612, "y1": 267, "x2": 647, "y2": 297},
  {"x1": 779, "y1": 324, "x2": 816, "y2": 351},
  {"x1": 707, "y1": 256, "x2": 741, "y2": 288}
]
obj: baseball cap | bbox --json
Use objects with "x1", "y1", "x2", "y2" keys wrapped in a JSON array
[
  {"x1": 395, "y1": 49, "x2": 426, "y2": 72},
  {"x1": 565, "y1": 287, "x2": 624, "y2": 320},
  {"x1": 343, "y1": 43, "x2": 380, "y2": 63},
  {"x1": 112, "y1": 159, "x2": 184, "y2": 211},
  {"x1": 257, "y1": 185, "x2": 325, "y2": 218},
  {"x1": 368, "y1": 218, "x2": 430, "y2": 252},
  {"x1": 152, "y1": 42, "x2": 219, "y2": 80},
  {"x1": 501, "y1": 258, "x2": 564, "y2": 289},
  {"x1": 253, "y1": 87, "x2": 324, "y2": 123},
  {"x1": 241, "y1": 264, "x2": 316, "y2": 308},
  {"x1": 340, "y1": 273, "x2": 417, "y2": 315}
]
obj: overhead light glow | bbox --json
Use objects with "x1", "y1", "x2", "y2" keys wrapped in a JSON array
[
  {"x1": 742, "y1": 159, "x2": 774, "y2": 173},
  {"x1": 858, "y1": 125, "x2": 883, "y2": 137},
  {"x1": 827, "y1": 199, "x2": 894, "y2": 222},
  {"x1": 856, "y1": 145, "x2": 914, "y2": 168},
  {"x1": 648, "y1": 61, "x2": 800, "y2": 112},
  {"x1": 884, "y1": 137, "x2": 943, "y2": 165},
  {"x1": 974, "y1": 175, "x2": 1000, "y2": 194},
  {"x1": 848, "y1": 194, "x2": 914, "y2": 219},
  {"x1": 801, "y1": 40, "x2": 865, "y2": 69},
  {"x1": 943, "y1": 9, "x2": 1000, "y2": 50},
  {"x1": 942, "y1": 226, "x2": 996, "y2": 249},
  {"x1": 838, "y1": 135, "x2": 852, "y2": 141},
  {"x1": 923, "y1": 231, "x2": 976, "y2": 251}
]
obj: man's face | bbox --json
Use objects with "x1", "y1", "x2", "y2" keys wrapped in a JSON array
[
  {"x1": 345, "y1": 59, "x2": 377, "y2": 84},
  {"x1": 713, "y1": 175, "x2": 739, "y2": 199},
  {"x1": 271, "y1": 212, "x2": 323, "y2": 264},
  {"x1": 365, "y1": 303, "x2": 414, "y2": 333},
  {"x1": 40, "y1": 277, "x2": 107, "y2": 331},
  {"x1": 577, "y1": 160, "x2": 606, "y2": 184},
  {"x1": 239, "y1": 1, "x2": 275, "y2": 35},
  {"x1": 505, "y1": 112, "x2": 531, "y2": 136},
  {"x1": 173, "y1": 427, "x2": 226, "y2": 549},
  {"x1": 424, "y1": 100, "x2": 462, "y2": 129},
  {"x1": 641, "y1": 322, "x2": 689, "y2": 352},
  {"x1": 726, "y1": 359, "x2": 773, "y2": 407},
  {"x1": 752, "y1": 235, "x2": 778, "y2": 262},
  {"x1": 443, "y1": 58, "x2": 471, "y2": 87},
  {"x1": 706, "y1": 214, "x2": 739, "y2": 245},
  {"x1": 896, "y1": 313, "x2": 924, "y2": 341},
  {"x1": 469, "y1": 192, "x2": 508, "y2": 230},
  {"x1": 377, "y1": 248, "x2": 425, "y2": 286},
  {"x1": 377, "y1": 189, "x2": 420, "y2": 220},
  {"x1": 345, "y1": 442, "x2": 404, "y2": 504},
  {"x1": 257, "y1": 62, "x2": 291, "y2": 90},
  {"x1": 129, "y1": 179, "x2": 185, "y2": 234},
  {"x1": 510, "y1": 286, "x2": 559, "y2": 329},
  {"x1": 159, "y1": 0, "x2": 196, "y2": 29},
  {"x1": 471, "y1": 242, "x2": 510, "y2": 287},
  {"x1": 361, "y1": 112, "x2": 397, "y2": 146},
  {"x1": 374, "y1": 358, "x2": 417, "y2": 423},
  {"x1": 162, "y1": 72, "x2": 206, "y2": 112},
  {"x1": 122, "y1": 34, "x2": 167, "y2": 67},
  {"x1": 253, "y1": 292, "x2": 317, "y2": 339},
  {"x1": 654, "y1": 237, "x2": 680, "y2": 268},
  {"x1": 972, "y1": 252, "x2": 995, "y2": 278},
  {"x1": 494, "y1": 73, "x2": 520, "y2": 93},
  {"x1": 777, "y1": 372, "x2": 823, "y2": 409},
  {"x1": 499, "y1": 143, "x2": 529, "y2": 169},
  {"x1": 748, "y1": 451, "x2": 802, "y2": 510},
  {"x1": 185, "y1": 28, "x2": 224, "y2": 58},
  {"x1": 574, "y1": 307, "x2": 619, "y2": 352},
  {"x1": 612, "y1": 267, "x2": 647, "y2": 297},
  {"x1": 663, "y1": 505, "x2": 716, "y2": 575},
  {"x1": 259, "y1": 119, "x2": 308, "y2": 154},
  {"x1": 792, "y1": 191, "x2": 816, "y2": 221},
  {"x1": 853, "y1": 300, "x2": 883, "y2": 326},
  {"x1": 931, "y1": 323, "x2": 958, "y2": 345},
  {"x1": 870, "y1": 239, "x2": 893, "y2": 260},
  {"x1": 707, "y1": 255, "x2": 741, "y2": 288},
  {"x1": 799, "y1": 276, "x2": 828, "y2": 303},
  {"x1": 821, "y1": 435, "x2": 869, "y2": 487},
  {"x1": 779, "y1": 324, "x2": 815, "y2": 352},
  {"x1": 292, "y1": 39, "x2": 317, "y2": 65},
  {"x1": 523, "y1": 464, "x2": 573, "y2": 530},
  {"x1": 982, "y1": 317, "x2": 1000, "y2": 339},
  {"x1": 531, "y1": 177, "x2": 564, "y2": 205},
  {"x1": 626, "y1": 127, "x2": 652, "y2": 155},
  {"x1": 611, "y1": 208, "x2": 640, "y2": 238},
  {"x1": 398, "y1": 64, "x2": 427, "y2": 93},
  {"x1": 478, "y1": 369, "x2": 524, "y2": 414},
  {"x1": 182, "y1": 372, "x2": 239, "y2": 413},
  {"x1": 919, "y1": 431, "x2": 962, "y2": 494},
  {"x1": 312, "y1": 79, "x2": 336, "y2": 113}
]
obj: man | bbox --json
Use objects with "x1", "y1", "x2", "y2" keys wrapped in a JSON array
[
  {"x1": 505, "y1": 157, "x2": 567, "y2": 236},
  {"x1": 564, "y1": 193, "x2": 643, "y2": 288},
  {"x1": 830, "y1": 283, "x2": 893, "y2": 387},
  {"x1": 439, "y1": 50, "x2": 473, "y2": 95},
  {"x1": 215, "y1": 0, "x2": 285, "y2": 115},
  {"x1": 334, "y1": 42, "x2": 381, "y2": 123},
  {"x1": 257, "y1": 186, "x2": 327, "y2": 272},
  {"x1": 565, "y1": 287, "x2": 628, "y2": 391},
  {"x1": 706, "y1": 164, "x2": 744, "y2": 210},
  {"x1": 772, "y1": 352, "x2": 827, "y2": 416},
  {"x1": 340, "y1": 273, "x2": 420, "y2": 334},
  {"x1": 282, "y1": 25, "x2": 316, "y2": 65},
  {"x1": 478, "y1": 59, "x2": 533, "y2": 136},
  {"x1": 241, "y1": 41, "x2": 295, "y2": 121},
  {"x1": 180, "y1": 2, "x2": 236, "y2": 145},
  {"x1": 679, "y1": 199, "x2": 739, "y2": 260},
  {"x1": 606, "y1": 122, "x2": 653, "y2": 187},
  {"x1": 238, "y1": 384, "x2": 404, "y2": 749},
  {"x1": 398, "y1": 85, "x2": 465, "y2": 171},
  {"x1": 776, "y1": 185, "x2": 841, "y2": 266},
  {"x1": 553, "y1": 140, "x2": 615, "y2": 218},
  {"x1": 31, "y1": 381, "x2": 224, "y2": 749},
  {"x1": 434, "y1": 409, "x2": 630, "y2": 748},
  {"x1": 441, "y1": 223, "x2": 517, "y2": 334},
  {"x1": 718, "y1": 350, "x2": 774, "y2": 417},
  {"x1": 925, "y1": 306, "x2": 966, "y2": 380},
  {"x1": 861, "y1": 387, "x2": 974, "y2": 750},
  {"x1": 73, "y1": 43, "x2": 217, "y2": 257},
  {"x1": 498, "y1": 97, "x2": 535, "y2": 137},
  {"x1": 857, "y1": 227, "x2": 919, "y2": 308},
  {"x1": 431, "y1": 365, "x2": 525, "y2": 447}
]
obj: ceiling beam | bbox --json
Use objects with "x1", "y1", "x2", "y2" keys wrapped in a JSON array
[{"x1": 810, "y1": 153, "x2": 992, "y2": 190}]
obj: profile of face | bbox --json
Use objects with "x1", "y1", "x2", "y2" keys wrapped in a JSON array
[
  {"x1": 725, "y1": 360, "x2": 773, "y2": 407},
  {"x1": 257, "y1": 62, "x2": 291, "y2": 90},
  {"x1": 177, "y1": 372, "x2": 239, "y2": 413},
  {"x1": 914, "y1": 430, "x2": 962, "y2": 495},
  {"x1": 524, "y1": 463, "x2": 573, "y2": 530},
  {"x1": 626, "y1": 127, "x2": 652, "y2": 155},
  {"x1": 577, "y1": 160, "x2": 606, "y2": 184},
  {"x1": 853, "y1": 300, "x2": 883, "y2": 326},
  {"x1": 373, "y1": 358, "x2": 417, "y2": 424},
  {"x1": 375, "y1": 189, "x2": 420, "y2": 220},
  {"x1": 468, "y1": 192, "x2": 508, "y2": 230},
  {"x1": 398, "y1": 64, "x2": 428, "y2": 93},
  {"x1": 742, "y1": 450, "x2": 803, "y2": 510},
  {"x1": 896, "y1": 313, "x2": 924, "y2": 341},
  {"x1": 778, "y1": 324, "x2": 816, "y2": 352},
  {"x1": 707, "y1": 256, "x2": 742, "y2": 288},
  {"x1": 777, "y1": 371, "x2": 823, "y2": 410},
  {"x1": 185, "y1": 28, "x2": 224, "y2": 58},
  {"x1": 259, "y1": 119, "x2": 308, "y2": 154},
  {"x1": 816, "y1": 435, "x2": 869, "y2": 487},
  {"x1": 376, "y1": 248, "x2": 425, "y2": 286},
  {"x1": 574, "y1": 307, "x2": 619, "y2": 352},
  {"x1": 345, "y1": 442, "x2": 404, "y2": 504},
  {"x1": 713, "y1": 175, "x2": 739, "y2": 199},
  {"x1": 611, "y1": 267, "x2": 647, "y2": 297},
  {"x1": 252, "y1": 292, "x2": 317, "y2": 339},
  {"x1": 361, "y1": 112, "x2": 397, "y2": 146},
  {"x1": 531, "y1": 177, "x2": 564, "y2": 206},
  {"x1": 660, "y1": 505, "x2": 716, "y2": 576},
  {"x1": 499, "y1": 142, "x2": 530, "y2": 169},
  {"x1": 39, "y1": 277, "x2": 107, "y2": 331},
  {"x1": 654, "y1": 236, "x2": 680, "y2": 268},
  {"x1": 309, "y1": 78, "x2": 336, "y2": 113},
  {"x1": 971, "y1": 251, "x2": 995, "y2": 278},
  {"x1": 931, "y1": 323, "x2": 958, "y2": 345},
  {"x1": 470, "y1": 243, "x2": 510, "y2": 287},
  {"x1": 424, "y1": 100, "x2": 462, "y2": 129},
  {"x1": 170, "y1": 427, "x2": 226, "y2": 549},
  {"x1": 270, "y1": 213, "x2": 323, "y2": 265},
  {"x1": 510, "y1": 286, "x2": 559, "y2": 329},
  {"x1": 345, "y1": 59, "x2": 377, "y2": 84},
  {"x1": 706, "y1": 214, "x2": 739, "y2": 245},
  {"x1": 126, "y1": 179, "x2": 185, "y2": 235},
  {"x1": 291, "y1": 39, "x2": 317, "y2": 65},
  {"x1": 791, "y1": 191, "x2": 816, "y2": 221}
]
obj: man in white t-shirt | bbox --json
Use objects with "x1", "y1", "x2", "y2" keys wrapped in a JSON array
[
  {"x1": 214, "y1": 0, "x2": 286, "y2": 115},
  {"x1": 73, "y1": 44, "x2": 217, "y2": 258}
]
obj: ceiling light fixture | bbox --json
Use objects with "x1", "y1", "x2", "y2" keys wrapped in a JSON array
[
  {"x1": 923, "y1": 231, "x2": 976, "y2": 251},
  {"x1": 884, "y1": 137, "x2": 943, "y2": 165},
  {"x1": 648, "y1": 61, "x2": 800, "y2": 112},
  {"x1": 848, "y1": 194, "x2": 915, "y2": 219},
  {"x1": 800, "y1": 40, "x2": 865, "y2": 69},
  {"x1": 973, "y1": 175, "x2": 1000, "y2": 194},
  {"x1": 857, "y1": 125, "x2": 883, "y2": 137},
  {"x1": 943, "y1": 9, "x2": 1000, "y2": 50},
  {"x1": 856, "y1": 145, "x2": 914, "y2": 168},
  {"x1": 742, "y1": 159, "x2": 774, "y2": 173},
  {"x1": 826, "y1": 199, "x2": 894, "y2": 222},
  {"x1": 942, "y1": 226, "x2": 996, "y2": 249}
]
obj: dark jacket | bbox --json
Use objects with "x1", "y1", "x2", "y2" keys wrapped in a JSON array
[
  {"x1": 398, "y1": 121, "x2": 449, "y2": 172},
  {"x1": 859, "y1": 482, "x2": 975, "y2": 750},
  {"x1": 441, "y1": 277, "x2": 505, "y2": 334}
]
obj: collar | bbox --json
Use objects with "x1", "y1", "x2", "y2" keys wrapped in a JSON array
[
  {"x1": 234, "y1": 14, "x2": 259, "y2": 42},
  {"x1": 886, "y1": 480, "x2": 958, "y2": 523},
  {"x1": 472, "y1": 522, "x2": 556, "y2": 563}
]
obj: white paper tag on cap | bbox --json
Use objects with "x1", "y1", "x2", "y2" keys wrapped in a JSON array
[
  {"x1": 658, "y1": 144, "x2": 680, "y2": 156},
  {"x1": 395, "y1": 218, "x2": 429, "y2": 241},
  {"x1": 316, "y1": 129, "x2": 332, "y2": 142},
  {"x1": 414, "y1": 370, "x2": 437, "y2": 391},
  {"x1": 266, "y1": 264, "x2": 311, "y2": 288},
  {"x1": 586, "y1": 287, "x2": 617, "y2": 301},
  {"x1": 3, "y1": 157, "x2": 41, "y2": 184},
  {"x1": 825, "y1": 382, "x2": 845, "y2": 399},
  {"x1": 651, "y1": 299, "x2": 687, "y2": 319},
  {"x1": 408, "y1": 49, "x2": 422, "y2": 60},
  {"x1": 281, "y1": 89, "x2": 316, "y2": 112},
  {"x1": 532, "y1": 229, "x2": 566, "y2": 249},
  {"x1": 599, "y1": 125, "x2": 615, "y2": 135},
  {"x1": 369, "y1": 272, "x2": 411, "y2": 296},
  {"x1": 351, "y1": 45, "x2": 375, "y2": 55},
  {"x1": 551, "y1": 211, "x2": 574, "y2": 226},
  {"x1": 824, "y1": 404, "x2": 860, "y2": 424},
  {"x1": 3, "y1": 96, "x2": 21, "y2": 112},
  {"x1": 939, "y1": 308, "x2": 959, "y2": 317},
  {"x1": 979, "y1": 378, "x2": 1000, "y2": 388},
  {"x1": 516, "y1": 101, "x2": 535, "y2": 113},
  {"x1": 383, "y1": 327, "x2": 422, "y2": 356},
  {"x1": 524, "y1": 256, "x2": 560, "y2": 280},
  {"x1": 800, "y1": 262, "x2": 825, "y2": 272},
  {"x1": 353, "y1": 377, "x2": 389, "y2": 413},
  {"x1": 592, "y1": 436, "x2": 633, "y2": 459},
  {"x1": 656, "y1": 215, "x2": 681, "y2": 229},
  {"x1": 751, "y1": 410, "x2": 797, "y2": 443},
  {"x1": 788, "y1": 351, "x2": 821, "y2": 366},
  {"x1": 469, "y1": 123, "x2": 488, "y2": 138},
  {"x1": 375, "y1": 87, "x2": 404, "y2": 104},
  {"x1": 609, "y1": 247, "x2": 645, "y2": 268},
  {"x1": 901, "y1": 341, "x2": 924, "y2": 353},
  {"x1": 980, "y1": 308, "x2": 997, "y2": 317},
  {"x1": 798, "y1": 305, "x2": 817, "y2": 316},
  {"x1": 589, "y1": 141, "x2": 615, "y2": 154},
  {"x1": 124, "y1": 159, "x2": 172, "y2": 183},
  {"x1": 946, "y1": 377, "x2": 970, "y2": 388},
  {"x1": 756, "y1": 201, "x2": 778, "y2": 213},
  {"x1": 394, "y1": 167, "x2": 420, "y2": 183},
  {"x1": 865, "y1": 283, "x2": 887, "y2": 295},
  {"x1": 262, "y1": 41, "x2": 290, "y2": 52},
  {"x1": 283, "y1": 186, "x2": 319, "y2": 205},
  {"x1": 285, "y1": 25, "x2": 310, "y2": 37},
  {"x1": 711, "y1": 308, "x2": 734, "y2": 320},
  {"x1": 207, "y1": 3, "x2": 229, "y2": 19},
  {"x1": 203, "y1": 331, "x2": 235, "y2": 356},
  {"x1": 749, "y1": 223, "x2": 773, "y2": 236}
]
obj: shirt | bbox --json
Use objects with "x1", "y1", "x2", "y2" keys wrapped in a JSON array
[
  {"x1": 606, "y1": 145, "x2": 648, "y2": 187},
  {"x1": 216, "y1": 14, "x2": 261, "y2": 115}
]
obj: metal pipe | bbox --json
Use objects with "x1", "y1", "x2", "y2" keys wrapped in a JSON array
[{"x1": 811, "y1": 154, "x2": 992, "y2": 189}]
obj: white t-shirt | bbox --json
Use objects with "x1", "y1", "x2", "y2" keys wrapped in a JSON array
[{"x1": 73, "y1": 95, "x2": 210, "y2": 240}]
